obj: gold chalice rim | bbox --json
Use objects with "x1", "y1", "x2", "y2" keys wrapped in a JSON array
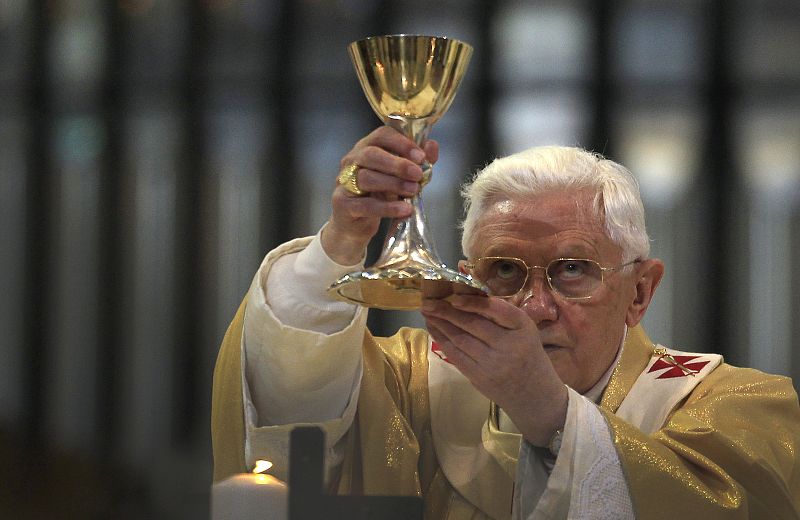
[{"x1": 352, "y1": 33, "x2": 472, "y2": 47}]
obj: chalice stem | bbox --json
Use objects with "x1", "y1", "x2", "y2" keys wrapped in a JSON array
[
  {"x1": 374, "y1": 191, "x2": 444, "y2": 270},
  {"x1": 375, "y1": 118, "x2": 441, "y2": 270}
]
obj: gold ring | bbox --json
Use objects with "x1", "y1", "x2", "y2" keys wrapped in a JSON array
[{"x1": 337, "y1": 163, "x2": 365, "y2": 196}]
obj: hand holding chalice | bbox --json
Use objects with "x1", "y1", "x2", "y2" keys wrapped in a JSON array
[{"x1": 328, "y1": 34, "x2": 486, "y2": 310}]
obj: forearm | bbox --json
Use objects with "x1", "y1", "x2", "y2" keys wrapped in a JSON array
[{"x1": 243, "y1": 232, "x2": 367, "y2": 426}]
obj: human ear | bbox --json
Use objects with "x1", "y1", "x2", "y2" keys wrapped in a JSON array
[
  {"x1": 458, "y1": 259, "x2": 468, "y2": 274},
  {"x1": 625, "y1": 259, "x2": 665, "y2": 327}
]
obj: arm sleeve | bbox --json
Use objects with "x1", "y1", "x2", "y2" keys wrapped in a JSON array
[
  {"x1": 239, "y1": 232, "x2": 369, "y2": 482},
  {"x1": 261, "y1": 229, "x2": 362, "y2": 335},
  {"x1": 513, "y1": 388, "x2": 634, "y2": 519}
]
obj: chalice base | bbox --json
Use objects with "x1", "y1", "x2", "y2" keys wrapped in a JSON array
[{"x1": 328, "y1": 265, "x2": 486, "y2": 311}]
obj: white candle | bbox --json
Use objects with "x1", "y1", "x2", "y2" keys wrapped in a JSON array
[{"x1": 211, "y1": 471, "x2": 288, "y2": 520}]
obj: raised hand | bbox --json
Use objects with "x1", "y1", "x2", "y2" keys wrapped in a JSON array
[
  {"x1": 321, "y1": 126, "x2": 438, "y2": 266},
  {"x1": 421, "y1": 294, "x2": 568, "y2": 447}
]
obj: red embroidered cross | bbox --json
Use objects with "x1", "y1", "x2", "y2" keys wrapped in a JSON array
[{"x1": 648, "y1": 353, "x2": 710, "y2": 379}]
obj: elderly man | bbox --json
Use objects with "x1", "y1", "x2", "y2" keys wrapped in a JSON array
[{"x1": 212, "y1": 128, "x2": 800, "y2": 519}]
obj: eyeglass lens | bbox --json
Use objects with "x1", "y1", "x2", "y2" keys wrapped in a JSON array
[{"x1": 472, "y1": 258, "x2": 604, "y2": 298}]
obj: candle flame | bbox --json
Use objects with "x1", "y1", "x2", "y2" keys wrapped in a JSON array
[{"x1": 252, "y1": 459, "x2": 273, "y2": 474}]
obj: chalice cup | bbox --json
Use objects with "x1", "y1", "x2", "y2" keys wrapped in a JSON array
[{"x1": 328, "y1": 34, "x2": 487, "y2": 310}]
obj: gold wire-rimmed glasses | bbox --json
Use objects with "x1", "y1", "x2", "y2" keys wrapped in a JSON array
[{"x1": 463, "y1": 257, "x2": 641, "y2": 301}]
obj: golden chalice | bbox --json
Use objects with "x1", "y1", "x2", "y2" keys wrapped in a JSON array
[{"x1": 328, "y1": 34, "x2": 486, "y2": 310}]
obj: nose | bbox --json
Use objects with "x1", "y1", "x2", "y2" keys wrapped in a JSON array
[{"x1": 516, "y1": 271, "x2": 558, "y2": 323}]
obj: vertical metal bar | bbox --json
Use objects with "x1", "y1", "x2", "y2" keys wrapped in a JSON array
[
  {"x1": 22, "y1": 0, "x2": 52, "y2": 453},
  {"x1": 588, "y1": 0, "x2": 613, "y2": 156},
  {"x1": 470, "y1": 1, "x2": 498, "y2": 175},
  {"x1": 369, "y1": 0, "x2": 394, "y2": 35},
  {"x1": 288, "y1": 426, "x2": 423, "y2": 519},
  {"x1": 702, "y1": 0, "x2": 734, "y2": 357},
  {"x1": 16, "y1": 1, "x2": 53, "y2": 507},
  {"x1": 96, "y1": 0, "x2": 126, "y2": 460},
  {"x1": 173, "y1": 0, "x2": 209, "y2": 443},
  {"x1": 266, "y1": 0, "x2": 299, "y2": 248},
  {"x1": 288, "y1": 427, "x2": 325, "y2": 519}
]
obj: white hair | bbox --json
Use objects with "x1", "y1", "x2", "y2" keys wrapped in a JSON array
[{"x1": 460, "y1": 146, "x2": 650, "y2": 260}]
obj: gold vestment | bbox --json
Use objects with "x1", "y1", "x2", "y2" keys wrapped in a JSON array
[{"x1": 212, "y1": 301, "x2": 800, "y2": 519}]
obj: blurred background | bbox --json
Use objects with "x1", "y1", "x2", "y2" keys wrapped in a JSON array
[{"x1": 0, "y1": 0, "x2": 798, "y2": 518}]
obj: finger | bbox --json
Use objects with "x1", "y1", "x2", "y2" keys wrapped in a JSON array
[
  {"x1": 350, "y1": 128, "x2": 427, "y2": 178},
  {"x1": 359, "y1": 126, "x2": 428, "y2": 165},
  {"x1": 447, "y1": 294, "x2": 529, "y2": 330},
  {"x1": 425, "y1": 316, "x2": 482, "y2": 369},
  {"x1": 422, "y1": 297, "x2": 515, "y2": 347},
  {"x1": 426, "y1": 318, "x2": 505, "y2": 394},
  {"x1": 428, "y1": 311, "x2": 545, "y2": 395},
  {"x1": 424, "y1": 312, "x2": 510, "y2": 376},
  {"x1": 420, "y1": 279, "x2": 488, "y2": 300},
  {"x1": 354, "y1": 144, "x2": 425, "y2": 181},
  {"x1": 334, "y1": 193, "x2": 414, "y2": 220},
  {"x1": 422, "y1": 139, "x2": 439, "y2": 164},
  {"x1": 356, "y1": 167, "x2": 421, "y2": 197}
]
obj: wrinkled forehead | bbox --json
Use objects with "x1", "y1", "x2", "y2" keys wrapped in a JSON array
[
  {"x1": 465, "y1": 189, "x2": 613, "y2": 258},
  {"x1": 490, "y1": 189, "x2": 605, "y2": 231}
]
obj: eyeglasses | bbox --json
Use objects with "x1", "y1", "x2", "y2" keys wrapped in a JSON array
[{"x1": 464, "y1": 257, "x2": 641, "y2": 300}]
